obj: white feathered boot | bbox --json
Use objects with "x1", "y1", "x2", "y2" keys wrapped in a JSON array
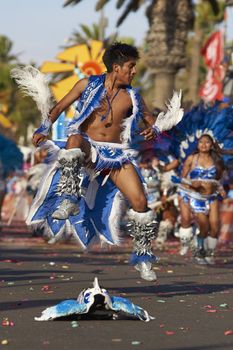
[
  {"x1": 156, "y1": 219, "x2": 173, "y2": 251},
  {"x1": 52, "y1": 148, "x2": 85, "y2": 220},
  {"x1": 177, "y1": 226, "x2": 193, "y2": 256},
  {"x1": 204, "y1": 236, "x2": 218, "y2": 265},
  {"x1": 127, "y1": 209, "x2": 158, "y2": 282}
]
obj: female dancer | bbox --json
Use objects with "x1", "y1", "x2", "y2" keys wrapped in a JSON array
[{"x1": 177, "y1": 134, "x2": 225, "y2": 264}]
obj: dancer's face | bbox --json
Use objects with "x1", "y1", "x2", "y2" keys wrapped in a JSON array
[
  {"x1": 197, "y1": 135, "x2": 213, "y2": 153},
  {"x1": 114, "y1": 58, "x2": 137, "y2": 85}
]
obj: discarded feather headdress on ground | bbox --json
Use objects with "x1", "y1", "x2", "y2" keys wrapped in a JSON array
[{"x1": 35, "y1": 278, "x2": 154, "y2": 322}]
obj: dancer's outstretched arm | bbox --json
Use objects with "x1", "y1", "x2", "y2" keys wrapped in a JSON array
[{"x1": 32, "y1": 78, "x2": 88, "y2": 146}]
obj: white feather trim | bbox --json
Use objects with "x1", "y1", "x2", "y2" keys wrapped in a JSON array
[
  {"x1": 11, "y1": 65, "x2": 53, "y2": 122},
  {"x1": 108, "y1": 191, "x2": 127, "y2": 245},
  {"x1": 182, "y1": 140, "x2": 189, "y2": 149},
  {"x1": 188, "y1": 135, "x2": 195, "y2": 143},
  {"x1": 154, "y1": 90, "x2": 183, "y2": 132},
  {"x1": 26, "y1": 160, "x2": 59, "y2": 225},
  {"x1": 180, "y1": 148, "x2": 186, "y2": 158},
  {"x1": 84, "y1": 179, "x2": 99, "y2": 209},
  {"x1": 127, "y1": 209, "x2": 155, "y2": 224},
  {"x1": 57, "y1": 148, "x2": 85, "y2": 162},
  {"x1": 38, "y1": 140, "x2": 60, "y2": 163},
  {"x1": 120, "y1": 89, "x2": 138, "y2": 145}
]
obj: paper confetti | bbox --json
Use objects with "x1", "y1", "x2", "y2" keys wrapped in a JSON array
[
  {"x1": 131, "y1": 341, "x2": 141, "y2": 345},
  {"x1": 165, "y1": 331, "x2": 175, "y2": 336}
]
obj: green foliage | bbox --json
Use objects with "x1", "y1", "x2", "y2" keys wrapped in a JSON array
[
  {"x1": 0, "y1": 36, "x2": 17, "y2": 63},
  {"x1": 195, "y1": 0, "x2": 225, "y2": 33},
  {"x1": 9, "y1": 94, "x2": 39, "y2": 142},
  {"x1": 0, "y1": 35, "x2": 39, "y2": 143}
]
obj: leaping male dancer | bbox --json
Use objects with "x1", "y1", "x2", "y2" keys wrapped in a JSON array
[{"x1": 12, "y1": 42, "x2": 183, "y2": 281}]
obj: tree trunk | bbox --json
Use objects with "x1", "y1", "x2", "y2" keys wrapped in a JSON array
[
  {"x1": 145, "y1": 0, "x2": 194, "y2": 109},
  {"x1": 153, "y1": 72, "x2": 176, "y2": 109},
  {"x1": 188, "y1": 26, "x2": 203, "y2": 103}
]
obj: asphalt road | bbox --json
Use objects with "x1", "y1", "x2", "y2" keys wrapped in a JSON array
[{"x1": 1, "y1": 224, "x2": 233, "y2": 350}]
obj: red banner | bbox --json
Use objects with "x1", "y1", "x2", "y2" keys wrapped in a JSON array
[{"x1": 199, "y1": 30, "x2": 224, "y2": 102}]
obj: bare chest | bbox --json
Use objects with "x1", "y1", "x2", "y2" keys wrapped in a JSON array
[{"x1": 82, "y1": 90, "x2": 132, "y2": 129}]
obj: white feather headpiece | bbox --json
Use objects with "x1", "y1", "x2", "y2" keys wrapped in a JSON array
[
  {"x1": 11, "y1": 65, "x2": 53, "y2": 122},
  {"x1": 155, "y1": 90, "x2": 183, "y2": 132}
]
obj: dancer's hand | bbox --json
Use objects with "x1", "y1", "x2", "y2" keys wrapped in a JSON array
[
  {"x1": 32, "y1": 133, "x2": 47, "y2": 147},
  {"x1": 140, "y1": 127, "x2": 157, "y2": 141},
  {"x1": 218, "y1": 187, "x2": 226, "y2": 198},
  {"x1": 190, "y1": 182, "x2": 205, "y2": 192}
]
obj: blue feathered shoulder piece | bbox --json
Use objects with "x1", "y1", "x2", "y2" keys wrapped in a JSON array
[
  {"x1": 0, "y1": 134, "x2": 23, "y2": 177},
  {"x1": 34, "y1": 277, "x2": 154, "y2": 322},
  {"x1": 159, "y1": 101, "x2": 233, "y2": 167}
]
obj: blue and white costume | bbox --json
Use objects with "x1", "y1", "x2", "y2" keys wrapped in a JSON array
[
  {"x1": 27, "y1": 74, "x2": 145, "y2": 248},
  {"x1": 12, "y1": 66, "x2": 183, "y2": 280},
  {"x1": 178, "y1": 160, "x2": 218, "y2": 214},
  {"x1": 161, "y1": 101, "x2": 233, "y2": 260}
]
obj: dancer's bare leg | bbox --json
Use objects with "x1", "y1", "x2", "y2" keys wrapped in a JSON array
[
  {"x1": 110, "y1": 163, "x2": 148, "y2": 212},
  {"x1": 204, "y1": 200, "x2": 219, "y2": 264},
  {"x1": 111, "y1": 163, "x2": 157, "y2": 281}
]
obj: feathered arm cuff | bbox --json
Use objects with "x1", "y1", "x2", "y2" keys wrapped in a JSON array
[
  {"x1": 11, "y1": 66, "x2": 54, "y2": 136},
  {"x1": 151, "y1": 125, "x2": 161, "y2": 137},
  {"x1": 153, "y1": 90, "x2": 183, "y2": 133}
]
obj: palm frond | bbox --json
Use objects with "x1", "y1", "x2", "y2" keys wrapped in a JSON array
[
  {"x1": 93, "y1": 23, "x2": 100, "y2": 39},
  {"x1": 207, "y1": 0, "x2": 220, "y2": 15},
  {"x1": 103, "y1": 32, "x2": 118, "y2": 48},
  {"x1": 80, "y1": 24, "x2": 94, "y2": 39},
  {"x1": 63, "y1": 0, "x2": 83, "y2": 6},
  {"x1": 95, "y1": 0, "x2": 111, "y2": 11},
  {"x1": 116, "y1": 0, "x2": 142, "y2": 27},
  {"x1": 116, "y1": 0, "x2": 127, "y2": 9}
]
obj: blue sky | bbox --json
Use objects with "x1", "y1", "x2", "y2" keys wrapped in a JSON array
[
  {"x1": 1, "y1": 0, "x2": 233, "y2": 66},
  {"x1": 0, "y1": 0, "x2": 148, "y2": 65}
]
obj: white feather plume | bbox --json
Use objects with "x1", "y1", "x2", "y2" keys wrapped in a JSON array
[
  {"x1": 11, "y1": 65, "x2": 53, "y2": 122},
  {"x1": 154, "y1": 90, "x2": 183, "y2": 132}
]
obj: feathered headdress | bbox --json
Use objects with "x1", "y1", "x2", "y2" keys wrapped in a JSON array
[{"x1": 166, "y1": 101, "x2": 233, "y2": 166}]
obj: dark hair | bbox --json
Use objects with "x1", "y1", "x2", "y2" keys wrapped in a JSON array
[
  {"x1": 102, "y1": 42, "x2": 139, "y2": 72},
  {"x1": 195, "y1": 134, "x2": 224, "y2": 179}
]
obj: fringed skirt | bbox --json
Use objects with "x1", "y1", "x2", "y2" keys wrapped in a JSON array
[
  {"x1": 26, "y1": 139, "x2": 135, "y2": 248},
  {"x1": 178, "y1": 185, "x2": 218, "y2": 214}
]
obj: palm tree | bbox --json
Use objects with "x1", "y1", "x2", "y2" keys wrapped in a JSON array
[
  {"x1": 143, "y1": 0, "x2": 194, "y2": 108},
  {"x1": 63, "y1": 0, "x2": 222, "y2": 108},
  {"x1": 0, "y1": 36, "x2": 18, "y2": 115},
  {"x1": 0, "y1": 35, "x2": 39, "y2": 143},
  {"x1": 0, "y1": 36, "x2": 18, "y2": 64},
  {"x1": 66, "y1": 11, "x2": 118, "y2": 48}
]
